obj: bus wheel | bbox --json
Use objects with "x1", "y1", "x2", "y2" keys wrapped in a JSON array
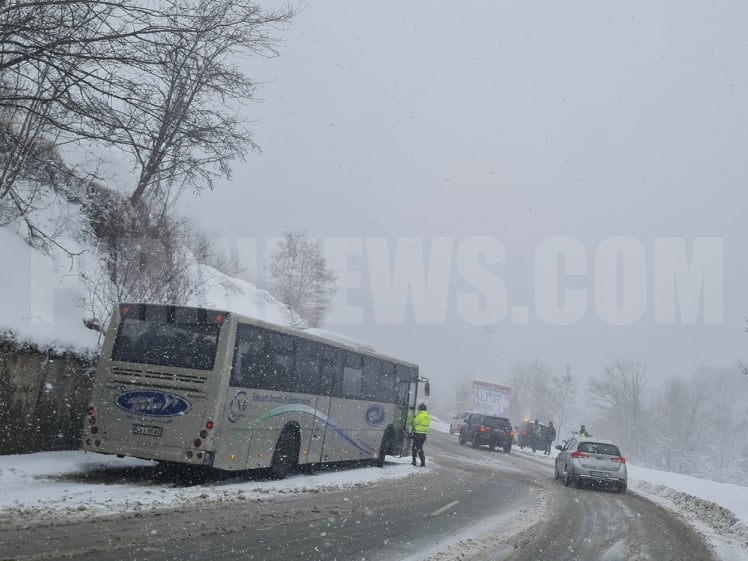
[
  {"x1": 270, "y1": 429, "x2": 299, "y2": 480},
  {"x1": 375, "y1": 428, "x2": 394, "y2": 467}
]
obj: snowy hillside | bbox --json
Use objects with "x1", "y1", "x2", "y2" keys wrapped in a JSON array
[{"x1": 0, "y1": 185, "x2": 300, "y2": 355}]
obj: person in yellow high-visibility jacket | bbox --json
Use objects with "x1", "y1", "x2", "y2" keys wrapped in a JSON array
[
  {"x1": 403, "y1": 405, "x2": 416, "y2": 453},
  {"x1": 411, "y1": 403, "x2": 431, "y2": 467}
]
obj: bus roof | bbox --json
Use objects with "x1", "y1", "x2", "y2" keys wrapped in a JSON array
[
  {"x1": 116, "y1": 303, "x2": 418, "y2": 368},
  {"x1": 302, "y1": 328, "x2": 376, "y2": 353}
]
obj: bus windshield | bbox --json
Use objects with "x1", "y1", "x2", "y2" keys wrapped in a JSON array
[{"x1": 111, "y1": 308, "x2": 222, "y2": 371}]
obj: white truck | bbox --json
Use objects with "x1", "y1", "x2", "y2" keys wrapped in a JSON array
[
  {"x1": 450, "y1": 380, "x2": 512, "y2": 435},
  {"x1": 464, "y1": 379, "x2": 511, "y2": 417}
]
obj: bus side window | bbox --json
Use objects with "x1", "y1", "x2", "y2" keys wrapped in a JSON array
[
  {"x1": 395, "y1": 364, "x2": 415, "y2": 405},
  {"x1": 318, "y1": 348, "x2": 332, "y2": 397},
  {"x1": 379, "y1": 361, "x2": 397, "y2": 404},
  {"x1": 230, "y1": 324, "x2": 272, "y2": 388},
  {"x1": 342, "y1": 352, "x2": 363, "y2": 399},
  {"x1": 322, "y1": 346, "x2": 343, "y2": 398},
  {"x1": 265, "y1": 331, "x2": 294, "y2": 391},
  {"x1": 230, "y1": 324, "x2": 261, "y2": 387},
  {"x1": 362, "y1": 356, "x2": 382, "y2": 401},
  {"x1": 230, "y1": 340, "x2": 251, "y2": 387},
  {"x1": 295, "y1": 339, "x2": 322, "y2": 394}
]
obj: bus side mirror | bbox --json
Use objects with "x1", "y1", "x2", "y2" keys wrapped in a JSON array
[{"x1": 424, "y1": 382, "x2": 430, "y2": 396}]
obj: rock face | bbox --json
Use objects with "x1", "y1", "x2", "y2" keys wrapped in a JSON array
[{"x1": 0, "y1": 339, "x2": 96, "y2": 455}]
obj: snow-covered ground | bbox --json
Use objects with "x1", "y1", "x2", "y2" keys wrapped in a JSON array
[
  {"x1": 511, "y1": 443, "x2": 748, "y2": 561},
  {"x1": 1, "y1": 420, "x2": 746, "y2": 560}
]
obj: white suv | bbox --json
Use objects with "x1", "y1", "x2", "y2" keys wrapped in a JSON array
[{"x1": 449, "y1": 410, "x2": 472, "y2": 435}]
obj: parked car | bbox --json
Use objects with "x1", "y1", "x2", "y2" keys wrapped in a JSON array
[
  {"x1": 554, "y1": 436, "x2": 627, "y2": 493},
  {"x1": 458, "y1": 413, "x2": 514, "y2": 453},
  {"x1": 449, "y1": 410, "x2": 472, "y2": 435}
]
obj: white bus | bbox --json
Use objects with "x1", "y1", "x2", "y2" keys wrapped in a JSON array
[{"x1": 81, "y1": 303, "x2": 429, "y2": 478}]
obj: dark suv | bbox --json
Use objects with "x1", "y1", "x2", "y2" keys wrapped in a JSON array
[{"x1": 458, "y1": 414, "x2": 514, "y2": 453}]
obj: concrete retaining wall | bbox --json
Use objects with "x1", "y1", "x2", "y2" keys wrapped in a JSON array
[{"x1": 0, "y1": 339, "x2": 96, "y2": 455}]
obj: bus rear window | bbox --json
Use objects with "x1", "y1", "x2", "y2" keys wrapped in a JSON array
[{"x1": 112, "y1": 316, "x2": 221, "y2": 371}]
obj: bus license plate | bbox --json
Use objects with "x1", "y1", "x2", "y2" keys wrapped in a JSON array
[{"x1": 132, "y1": 424, "x2": 162, "y2": 437}]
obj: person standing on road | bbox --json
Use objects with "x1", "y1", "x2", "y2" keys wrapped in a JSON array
[
  {"x1": 411, "y1": 403, "x2": 430, "y2": 467},
  {"x1": 543, "y1": 421, "x2": 556, "y2": 455},
  {"x1": 531, "y1": 419, "x2": 542, "y2": 452},
  {"x1": 579, "y1": 424, "x2": 588, "y2": 437}
]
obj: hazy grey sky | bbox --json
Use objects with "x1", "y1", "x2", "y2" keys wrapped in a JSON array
[{"x1": 183, "y1": 1, "x2": 748, "y2": 403}]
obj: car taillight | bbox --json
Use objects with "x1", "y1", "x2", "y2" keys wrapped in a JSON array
[
  {"x1": 571, "y1": 451, "x2": 589, "y2": 459},
  {"x1": 508, "y1": 430, "x2": 515, "y2": 437},
  {"x1": 612, "y1": 456, "x2": 626, "y2": 464},
  {"x1": 480, "y1": 426, "x2": 489, "y2": 432}
]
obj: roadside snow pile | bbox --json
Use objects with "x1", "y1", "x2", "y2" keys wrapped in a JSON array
[
  {"x1": 634, "y1": 481, "x2": 748, "y2": 551},
  {"x1": 0, "y1": 451, "x2": 423, "y2": 525}
]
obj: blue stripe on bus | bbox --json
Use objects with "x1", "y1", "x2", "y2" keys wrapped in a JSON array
[{"x1": 243, "y1": 404, "x2": 376, "y2": 456}]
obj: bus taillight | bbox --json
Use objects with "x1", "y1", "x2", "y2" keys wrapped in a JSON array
[
  {"x1": 206, "y1": 421, "x2": 214, "y2": 430},
  {"x1": 200, "y1": 430, "x2": 208, "y2": 438},
  {"x1": 194, "y1": 439, "x2": 202, "y2": 448},
  {"x1": 86, "y1": 406, "x2": 98, "y2": 435}
]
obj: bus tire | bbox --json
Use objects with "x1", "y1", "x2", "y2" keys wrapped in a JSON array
[
  {"x1": 270, "y1": 428, "x2": 299, "y2": 480},
  {"x1": 375, "y1": 427, "x2": 394, "y2": 467}
]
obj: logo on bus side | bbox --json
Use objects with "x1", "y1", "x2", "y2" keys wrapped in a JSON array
[
  {"x1": 114, "y1": 390, "x2": 191, "y2": 417},
  {"x1": 228, "y1": 390, "x2": 249, "y2": 423},
  {"x1": 365, "y1": 405, "x2": 386, "y2": 426}
]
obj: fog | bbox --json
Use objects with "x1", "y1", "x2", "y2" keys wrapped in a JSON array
[{"x1": 182, "y1": 1, "x2": 748, "y2": 411}]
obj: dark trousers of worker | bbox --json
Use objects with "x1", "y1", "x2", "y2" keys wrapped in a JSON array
[{"x1": 412, "y1": 434, "x2": 427, "y2": 466}]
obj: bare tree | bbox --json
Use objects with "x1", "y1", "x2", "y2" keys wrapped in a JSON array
[
  {"x1": 189, "y1": 229, "x2": 243, "y2": 276},
  {"x1": 651, "y1": 372, "x2": 714, "y2": 474},
  {"x1": 79, "y1": 192, "x2": 199, "y2": 336},
  {"x1": 1, "y1": 0, "x2": 294, "y2": 211},
  {"x1": 552, "y1": 364, "x2": 577, "y2": 442},
  {"x1": 2, "y1": 0, "x2": 293, "y2": 327},
  {"x1": 588, "y1": 358, "x2": 650, "y2": 461},
  {"x1": 267, "y1": 230, "x2": 338, "y2": 327},
  {"x1": 741, "y1": 319, "x2": 748, "y2": 379},
  {"x1": 119, "y1": 0, "x2": 293, "y2": 207},
  {"x1": 510, "y1": 359, "x2": 555, "y2": 422},
  {"x1": 705, "y1": 369, "x2": 748, "y2": 483}
]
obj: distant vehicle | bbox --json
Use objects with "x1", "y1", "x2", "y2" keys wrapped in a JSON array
[
  {"x1": 517, "y1": 419, "x2": 546, "y2": 451},
  {"x1": 554, "y1": 436, "x2": 627, "y2": 493},
  {"x1": 449, "y1": 410, "x2": 472, "y2": 434},
  {"x1": 82, "y1": 303, "x2": 429, "y2": 479},
  {"x1": 458, "y1": 413, "x2": 514, "y2": 453},
  {"x1": 457, "y1": 380, "x2": 511, "y2": 417}
]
